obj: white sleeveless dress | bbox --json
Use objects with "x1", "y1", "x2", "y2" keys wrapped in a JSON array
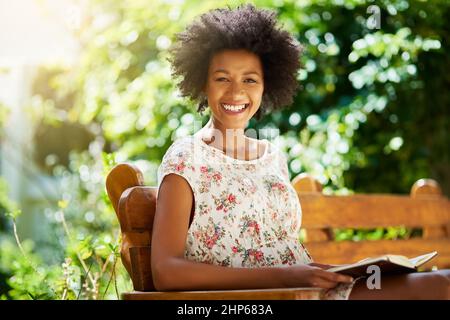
[{"x1": 157, "y1": 135, "x2": 358, "y2": 299}]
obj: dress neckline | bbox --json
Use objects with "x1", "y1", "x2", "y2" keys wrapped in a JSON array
[{"x1": 191, "y1": 134, "x2": 270, "y2": 164}]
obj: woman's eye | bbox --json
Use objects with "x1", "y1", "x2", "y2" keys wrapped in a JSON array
[
  {"x1": 215, "y1": 77, "x2": 229, "y2": 82},
  {"x1": 244, "y1": 78, "x2": 257, "y2": 83}
]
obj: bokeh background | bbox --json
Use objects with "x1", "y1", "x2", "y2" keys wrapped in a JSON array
[{"x1": 0, "y1": 0, "x2": 448, "y2": 299}]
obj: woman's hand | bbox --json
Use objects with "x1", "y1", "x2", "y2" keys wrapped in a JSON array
[
  {"x1": 282, "y1": 264, "x2": 354, "y2": 289},
  {"x1": 307, "y1": 262, "x2": 341, "y2": 270}
]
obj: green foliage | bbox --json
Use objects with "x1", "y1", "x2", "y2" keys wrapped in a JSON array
[
  {"x1": 0, "y1": 151, "x2": 132, "y2": 299},
  {"x1": 333, "y1": 226, "x2": 421, "y2": 242},
  {"x1": 252, "y1": 0, "x2": 449, "y2": 196},
  {"x1": 0, "y1": 178, "x2": 18, "y2": 233},
  {"x1": 41, "y1": 150, "x2": 133, "y2": 299},
  {"x1": 0, "y1": 237, "x2": 61, "y2": 300}
]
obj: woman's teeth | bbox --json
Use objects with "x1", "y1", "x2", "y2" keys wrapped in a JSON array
[{"x1": 221, "y1": 103, "x2": 248, "y2": 112}]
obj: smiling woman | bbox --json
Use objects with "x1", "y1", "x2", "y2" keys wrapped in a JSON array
[
  {"x1": 150, "y1": 3, "x2": 450, "y2": 300},
  {"x1": 151, "y1": 4, "x2": 360, "y2": 300}
]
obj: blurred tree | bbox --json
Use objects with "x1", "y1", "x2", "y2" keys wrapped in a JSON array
[
  {"x1": 54, "y1": 0, "x2": 448, "y2": 195},
  {"x1": 254, "y1": 0, "x2": 449, "y2": 196}
]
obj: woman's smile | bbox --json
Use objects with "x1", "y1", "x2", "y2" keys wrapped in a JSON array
[{"x1": 220, "y1": 102, "x2": 250, "y2": 114}]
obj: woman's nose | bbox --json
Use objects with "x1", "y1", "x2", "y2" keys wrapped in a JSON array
[{"x1": 228, "y1": 81, "x2": 245, "y2": 97}]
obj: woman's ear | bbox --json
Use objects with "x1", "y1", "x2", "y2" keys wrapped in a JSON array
[{"x1": 197, "y1": 89, "x2": 208, "y2": 115}]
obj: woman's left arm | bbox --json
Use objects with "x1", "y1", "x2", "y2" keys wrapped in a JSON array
[{"x1": 308, "y1": 262, "x2": 343, "y2": 270}]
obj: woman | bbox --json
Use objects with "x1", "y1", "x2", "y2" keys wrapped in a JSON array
[{"x1": 151, "y1": 4, "x2": 450, "y2": 299}]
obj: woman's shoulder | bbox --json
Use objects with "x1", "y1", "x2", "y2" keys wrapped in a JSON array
[
  {"x1": 262, "y1": 139, "x2": 288, "y2": 166},
  {"x1": 157, "y1": 136, "x2": 201, "y2": 187},
  {"x1": 255, "y1": 137, "x2": 284, "y2": 157},
  {"x1": 163, "y1": 135, "x2": 195, "y2": 154},
  {"x1": 173, "y1": 134, "x2": 196, "y2": 145}
]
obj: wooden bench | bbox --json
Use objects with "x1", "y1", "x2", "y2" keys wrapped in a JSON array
[
  {"x1": 293, "y1": 173, "x2": 450, "y2": 269},
  {"x1": 106, "y1": 163, "x2": 450, "y2": 300}
]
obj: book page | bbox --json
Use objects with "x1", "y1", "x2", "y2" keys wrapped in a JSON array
[
  {"x1": 327, "y1": 256, "x2": 389, "y2": 273},
  {"x1": 385, "y1": 255, "x2": 413, "y2": 268},
  {"x1": 408, "y1": 251, "x2": 438, "y2": 267},
  {"x1": 328, "y1": 251, "x2": 438, "y2": 274}
]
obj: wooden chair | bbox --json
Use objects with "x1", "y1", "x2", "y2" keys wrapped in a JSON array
[
  {"x1": 106, "y1": 163, "x2": 322, "y2": 300},
  {"x1": 106, "y1": 163, "x2": 450, "y2": 300}
]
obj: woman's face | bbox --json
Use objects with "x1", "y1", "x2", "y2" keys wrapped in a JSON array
[{"x1": 204, "y1": 49, "x2": 264, "y2": 130}]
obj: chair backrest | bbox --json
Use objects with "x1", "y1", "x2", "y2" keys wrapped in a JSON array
[
  {"x1": 292, "y1": 174, "x2": 450, "y2": 269},
  {"x1": 106, "y1": 163, "x2": 156, "y2": 291},
  {"x1": 106, "y1": 164, "x2": 450, "y2": 291}
]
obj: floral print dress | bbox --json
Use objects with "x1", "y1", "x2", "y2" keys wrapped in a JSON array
[{"x1": 157, "y1": 135, "x2": 358, "y2": 300}]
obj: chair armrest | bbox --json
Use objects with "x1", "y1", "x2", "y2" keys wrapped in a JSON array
[
  {"x1": 122, "y1": 287, "x2": 323, "y2": 300},
  {"x1": 127, "y1": 247, "x2": 323, "y2": 300}
]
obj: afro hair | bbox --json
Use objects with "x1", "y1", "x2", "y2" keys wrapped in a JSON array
[{"x1": 168, "y1": 4, "x2": 303, "y2": 119}]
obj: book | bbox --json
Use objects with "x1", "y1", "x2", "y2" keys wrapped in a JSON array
[{"x1": 327, "y1": 251, "x2": 438, "y2": 278}]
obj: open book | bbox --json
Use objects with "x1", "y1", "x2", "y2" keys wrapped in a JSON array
[{"x1": 327, "y1": 251, "x2": 438, "y2": 278}]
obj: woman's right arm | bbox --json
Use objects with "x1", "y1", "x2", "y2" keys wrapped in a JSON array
[{"x1": 151, "y1": 174, "x2": 353, "y2": 291}]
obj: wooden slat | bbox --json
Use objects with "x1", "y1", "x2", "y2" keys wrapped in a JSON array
[
  {"x1": 130, "y1": 246, "x2": 154, "y2": 291},
  {"x1": 119, "y1": 232, "x2": 151, "y2": 278},
  {"x1": 305, "y1": 238, "x2": 450, "y2": 269},
  {"x1": 291, "y1": 173, "x2": 322, "y2": 194},
  {"x1": 106, "y1": 163, "x2": 145, "y2": 214},
  {"x1": 299, "y1": 193, "x2": 450, "y2": 228},
  {"x1": 423, "y1": 226, "x2": 449, "y2": 239},
  {"x1": 122, "y1": 287, "x2": 322, "y2": 300},
  {"x1": 119, "y1": 186, "x2": 156, "y2": 232},
  {"x1": 305, "y1": 229, "x2": 333, "y2": 242},
  {"x1": 410, "y1": 178, "x2": 442, "y2": 197},
  {"x1": 410, "y1": 179, "x2": 449, "y2": 239}
]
